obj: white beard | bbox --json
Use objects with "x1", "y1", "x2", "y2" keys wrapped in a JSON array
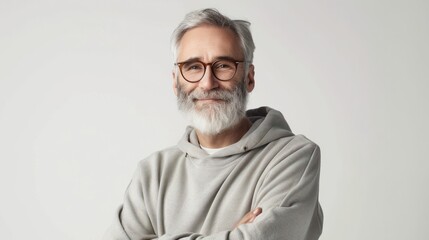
[{"x1": 177, "y1": 80, "x2": 248, "y2": 135}]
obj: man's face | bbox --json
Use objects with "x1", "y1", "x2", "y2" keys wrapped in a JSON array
[{"x1": 173, "y1": 25, "x2": 255, "y2": 135}]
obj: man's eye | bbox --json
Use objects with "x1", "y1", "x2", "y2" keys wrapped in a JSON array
[
  {"x1": 215, "y1": 62, "x2": 234, "y2": 69},
  {"x1": 184, "y1": 64, "x2": 203, "y2": 71}
]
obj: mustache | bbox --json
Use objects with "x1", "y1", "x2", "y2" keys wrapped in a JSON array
[{"x1": 188, "y1": 89, "x2": 235, "y2": 102}]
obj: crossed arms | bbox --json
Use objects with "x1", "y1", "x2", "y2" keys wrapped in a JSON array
[{"x1": 103, "y1": 141, "x2": 323, "y2": 240}]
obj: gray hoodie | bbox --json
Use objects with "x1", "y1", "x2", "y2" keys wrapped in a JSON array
[{"x1": 104, "y1": 106, "x2": 323, "y2": 240}]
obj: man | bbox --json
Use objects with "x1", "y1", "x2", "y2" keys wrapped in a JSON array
[{"x1": 104, "y1": 8, "x2": 323, "y2": 240}]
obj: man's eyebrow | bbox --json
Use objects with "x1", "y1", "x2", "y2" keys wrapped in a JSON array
[
  {"x1": 179, "y1": 57, "x2": 201, "y2": 63},
  {"x1": 178, "y1": 56, "x2": 241, "y2": 63},
  {"x1": 215, "y1": 56, "x2": 241, "y2": 61}
]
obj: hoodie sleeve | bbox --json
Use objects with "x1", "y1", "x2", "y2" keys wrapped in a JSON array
[
  {"x1": 236, "y1": 141, "x2": 323, "y2": 240},
  {"x1": 157, "y1": 140, "x2": 323, "y2": 240},
  {"x1": 102, "y1": 162, "x2": 158, "y2": 240}
]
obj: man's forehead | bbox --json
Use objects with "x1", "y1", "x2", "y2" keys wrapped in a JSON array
[{"x1": 177, "y1": 25, "x2": 243, "y2": 61}]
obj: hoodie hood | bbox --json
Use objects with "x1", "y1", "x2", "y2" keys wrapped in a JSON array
[{"x1": 177, "y1": 106, "x2": 294, "y2": 159}]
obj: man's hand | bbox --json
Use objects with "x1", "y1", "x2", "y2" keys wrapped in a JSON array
[{"x1": 234, "y1": 208, "x2": 263, "y2": 228}]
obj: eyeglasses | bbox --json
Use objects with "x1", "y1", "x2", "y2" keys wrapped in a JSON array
[{"x1": 175, "y1": 59, "x2": 247, "y2": 83}]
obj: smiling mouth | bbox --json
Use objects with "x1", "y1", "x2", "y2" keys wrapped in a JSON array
[{"x1": 194, "y1": 98, "x2": 225, "y2": 103}]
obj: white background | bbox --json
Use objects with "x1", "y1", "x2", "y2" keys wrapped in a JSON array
[{"x1": 1, "y1": 0, "x2": 428, "y2": 239}]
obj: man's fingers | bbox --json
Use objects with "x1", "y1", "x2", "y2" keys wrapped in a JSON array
[
  {"x1": 252, "y1": 207, "x2": 262, "y2": 217},
  {"x1": 249, "y1": 207, "x2": 262, "y2": 222},
  {"x1": 234, "y1": 212, "x2": 253, "y2": 227},
  {"x1": 234, "y1": 207, "x2": 263, "y2": 228}
]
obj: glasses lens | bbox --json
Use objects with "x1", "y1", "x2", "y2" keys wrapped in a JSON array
[
  {"x1": 181, "y1": 61, "x2": 205, "y2": 82},
  {"x1": 212, "y1": 60, "x2": 237, "y2": 81}
]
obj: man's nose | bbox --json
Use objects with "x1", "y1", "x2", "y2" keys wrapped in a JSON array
[{"x1": 198, "y1": 66, "x2": 219, "y2": 91}]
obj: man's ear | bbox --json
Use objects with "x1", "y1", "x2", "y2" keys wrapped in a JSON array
[
  {"x1": 246, "y1": 64, "x2": 255, "y2": 93},
  {"x1": 172, "y1": 70, "x2": 178, "y2": 96}
]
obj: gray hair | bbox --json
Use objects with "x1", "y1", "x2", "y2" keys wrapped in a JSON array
[{"x1": 171, "y1": 8, "x2": 255, "y2": 63}]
